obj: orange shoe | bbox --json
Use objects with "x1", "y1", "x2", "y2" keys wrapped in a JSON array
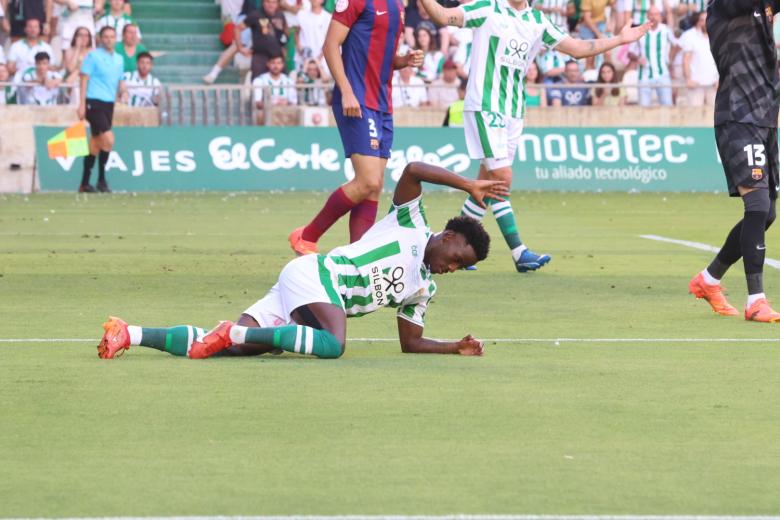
[
  {"x1": 688, "y1": 273, "x2": 739, "y2": 316},
  {"x1": 288, "y1": 226, "x2": 318, "y2": 256},
  {"x1": 744, "y1": 298, "x2": 780, "y2": 322},
  {"x1": 188, "y1": 321, "x2": 234, "y2": 359},
  {"x1": 98, "y1": 316, "x2": 131, "y2": 359}
]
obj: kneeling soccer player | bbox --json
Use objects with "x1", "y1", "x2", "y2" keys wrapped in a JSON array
[{"x1": 97, "y1": 161, "x2": 506, "y2": 359}]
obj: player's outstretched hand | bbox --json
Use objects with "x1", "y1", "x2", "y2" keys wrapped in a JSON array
[
  {"x1": 468, "y1": 179, "x2": 510, "y2": 208},
  {"x1": 619, "y1": 21, "x2": 651, "y2": 44},
  {"x1": 457, "y1": 335, "x2": 484, "y2": 356},
  {"x1": 406, "y1": 49, "x2": 424, "y2": 68},
  {"x1": 342, "y1": 90, "x2": 363, "y2": 118}
]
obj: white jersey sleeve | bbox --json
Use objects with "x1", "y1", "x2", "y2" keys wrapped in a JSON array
[
  {"x1": 459, "y1": 0, "x2": 493, "y2": 29},
  {"x1": 539, "y1": 11, "x2": 567, "y2": 49}
]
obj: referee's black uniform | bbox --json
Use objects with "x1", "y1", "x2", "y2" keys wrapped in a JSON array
[{"x1": 699, "y1": 0, "x2": 780, "y2": 317}]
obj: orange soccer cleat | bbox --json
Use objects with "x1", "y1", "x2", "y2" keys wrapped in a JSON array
[
  {"x1": 288, "y1": 226, "x2": 318, "y2": 256},
  {"x1": 688, "y1": 273, "x2": 739, "y2": 316},
  {"x1": 98, "y1": 316, "x2": 131, "y2": 359},
  {"x1": 744, "y1": 298, "x2": 780, "y2": 323},
  {"x1": 188, "y1": 321, "x2": 235, "y2": 359}
]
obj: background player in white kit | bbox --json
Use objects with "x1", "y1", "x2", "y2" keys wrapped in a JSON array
[
  {"x1": 96, "y1": 162, "x2": 507, "y2": 360},
  {"x1": 419, "y1": 0, "x2": 649, "y2": 272}
]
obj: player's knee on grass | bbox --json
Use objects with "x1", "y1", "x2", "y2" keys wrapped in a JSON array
[{"x1": 313, "y1": 328, "x2": 344, "y2": 359}]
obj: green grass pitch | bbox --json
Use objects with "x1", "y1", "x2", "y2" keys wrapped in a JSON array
[{"x1": 1, "y1": 191, "x2": 779, "y2": 516}]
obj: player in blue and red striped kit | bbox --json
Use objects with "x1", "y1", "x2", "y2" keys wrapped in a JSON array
[{"x1": 288, "y1": 0, "x2": 423, "y2": 255}]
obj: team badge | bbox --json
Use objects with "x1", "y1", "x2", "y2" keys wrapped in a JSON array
[
  {"x1": 335, "y1": 0, "x2": 348, "y2": 13},
  {"x1": 752, "y1": 168, "x2": 764, "y2": 180},
  {"x1": 370, "y1": 138, "x2": 380, "y2": 150}
]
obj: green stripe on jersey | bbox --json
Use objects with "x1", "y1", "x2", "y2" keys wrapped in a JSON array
[
  {"x1": 475, "y1": 112, "x2": 494, "y2": 158},
  {"x1": 462, "y1": 0, "x2": 490, "y2": 11},
  {"x1": 498, "y1": 66, "x2": 509, "y2": 113},
  {"x1": 338, "y1": 274, "x2": 370, "y2": 288},
  {"x1": 330, "y1": 241, "x2": 401, "y2": 267},
  {"x1": 396, "y1": 206, "x2": 415, "y2": 228},
  {"x1": 481, "y1": 36, "x2": 499, "y2": 111},
  {"x1": 317, "y1": 256, "x2": 342, "y2": 306},
  {"x1": 345, "y1": 294, "x2": 372, "y2": 308},
  {"x1": 513, "y1": 69, "x2": 522, "y2": 118},
  {"x1": 465, "y1": 16, "x2": 486, "y2": 28},
  {"x1": 655, "y1": 32, "x2": 664, "y2": 77}
]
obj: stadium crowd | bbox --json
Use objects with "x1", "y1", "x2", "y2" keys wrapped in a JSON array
[
  {"x1": 0, "y1": 0, "x2": 159, "y2": 106},
  {"x1": 1, "y1": 0, "x2": 777, "y2": 115}
]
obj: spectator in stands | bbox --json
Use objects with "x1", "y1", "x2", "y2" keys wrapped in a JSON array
[
  {"x1": 253, "y1": 53, "x2": 296, "y2": 124},
  {"x1": 428, "y1": 58, "x2": 459, "y2": 108},
  {"x1": 538, "y1": 47, "x2": 566, "y2": 84},
  {"x1": 55, "y1": 0, "x2": 95, "y2": 52},
  {"x1": 296, "y1": 0, "x2": 330, "y2": 76},
  {"x1": 534, "y1": 0, "x2": 569, "y2": 32},
  {"x1": 63, "y1": 25, "x2": 91, "y2": 102},
  {"x1": 404, "y1": 0, "x2": 449, "y2": 56},
  {"x1": 237, "y1": 0, "x2": 289, "y2": 80},
  {"x1": 122, "y1": 51, "x2": 160, "y2": 106},
  {"x1": 7, "y1": 18, "x2": 54, "y2": 76},
  {"x1": 0, "y1": 2, "x2": 6, "y2": 38},
  {"x1": 613, "y1": 0, "x2": 632, "y2": 32},
  {"x1": 677, "y1": 0, "x2": 706, "y2": 19},
  {"x1": 591, "y1": 61, "x2": 625, "y2": 106},
  {"x1": 202, "y1": 0, "x2": 256, "y2": 84},
  {"x1": 4, "y1": 0, "x2": 50, "y2": 41},
  {"x1": 631, "y1": 0, "x2": 672, "y2": 27},
  {"x1": 95, "y1": 0, "x2": 138, "y2": 40},
  {"x1": 629, "y1": 5, "x2": 675, "y2": 106},
  {"x1": 0, "y1": 39, "x2": 5, "y2": 65},
  {"x1": 392, "y1": 65, "x2": 429, "y2": 108},
  {"x1": 19, "y1": 50, "x2": 61, "y2": 104},
  {"x1": 296, "y1": 57, "x2": 327, "y2": 106},
  {"x1": 579, "y1": 0, "x2": 611, "y2": 69},
  {"x1": 679, "y1": 10, "x2": 716, "y2": 107},
  {"x1": 549, "y1": 60, "x2": 590, "y2": 106},
  {"x1": 415, "y1": 22, "x2": 443, "y2": 83},
  {"x1": 115, "y1": 23, "x2": 145, "y2": 72},
  {"x1": 0, "y1": 63, "x2": 17, "y2": 104},
  {"x1": 442, "y1": 77, "x2": 466, "y2": 127},
  {"x1": 524, "y1": 61, "x2": 546, "y2": 108}
]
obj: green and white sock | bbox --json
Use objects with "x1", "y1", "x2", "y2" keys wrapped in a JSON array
[
  {"x1": 129, "y1": 325, "x2": 206, "y2": 357},
  {"x1": 229, "y1": 324, "x2": 342, "y2": 359},
  {"x1": 488, "y1": 197, "x2": 525, "y2": 261},
  {"x1": 460, "y1": 195, "x2": 487, "y2": 221}
]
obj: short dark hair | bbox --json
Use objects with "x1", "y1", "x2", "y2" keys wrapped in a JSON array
[
  {"x1": 268, "y1": 53, "x2": 284, "y2": 61},
  {"x1": 99, "y1": 25, "x2": 116, "y2": 37},
  {"x1": 34, "y1": 52, "x2": 50, "y2": 63},
  {"x1": 136, "y1": 51, "x2": 153, "y2": 62},
  {"x1": 445, "y1": 215, "x2": 491, "y2": 262},
  {"x1": 122, "y1": 23, "x2": 137, "y2": 37}
]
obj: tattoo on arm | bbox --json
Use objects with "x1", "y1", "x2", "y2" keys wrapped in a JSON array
[
  {"x1": 588, "y1": 40, "x2": 596, "y2": 52},
  {"x1": 448, "y1": 15, "x2": 458, "y2": 24}
]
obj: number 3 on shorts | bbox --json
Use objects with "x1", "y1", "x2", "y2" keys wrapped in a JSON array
[
  {"x1": 744, "y1": 144, "x2": 766, "y2": 167},
  {"x1": 368, "y1": 118, "x2": 378, "y2": 138}
]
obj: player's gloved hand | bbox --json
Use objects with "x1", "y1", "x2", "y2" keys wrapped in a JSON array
[
  {"x1": 406, "y1": 49, "x2": 424, "y2": 69},
  {"x1": 468, "y1": 179, "x2": 509, "y2": 207},
  {"x1": 456, "y1": 335, "x2": 484, "y2": 356},
  {"x1": 341, "y1": 89, "x2": 362, "y2": 118},
  {"x1": 619, "y1": 21, "x2": 650, "y2": 44}
]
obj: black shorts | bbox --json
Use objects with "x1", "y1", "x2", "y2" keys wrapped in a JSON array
[
  {"x1": 86, "y1": 99, "x2": 115, "y2": 136},
  {"x1": 715, "y1": 122, "x2": 779, "y2": 199}
]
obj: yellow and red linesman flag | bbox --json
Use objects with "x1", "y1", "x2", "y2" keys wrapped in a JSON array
[{"x1": 47, "y1": 122, "x2": 88, "y2": 159}]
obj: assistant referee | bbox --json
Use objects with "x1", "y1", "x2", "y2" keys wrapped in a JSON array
[
  {"x1": 689, "y1": 0, "x2": 780, "y2": 322},
  {"x1": 78, "y1": 25, "x2": 125, "y2": 193}
]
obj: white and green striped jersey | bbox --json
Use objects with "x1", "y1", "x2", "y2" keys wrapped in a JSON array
[
  {"x1": 320, "y1": 195, "x2": 436, "y2": 326},
  {"x1": 123, "y1": 71, "x2": 161, "y2": 107},
  {"x1": 96, "y1": 14, "x2": 140, "y2": 38},
  {"x1": 631, "y1": 0, "x2": 665, "y2": 25},
  {"x1": 459, "y1": 0, "x2": 568, "y2": 118},
  {"x1": 252, "y1": 72, "x2": 298, "y2": 105},
  {"x1": 19, "y1": 67, "x2": 61, "y2": 105},
  {"x1": 0, "y1": 85, "x2": 17, "y2": 105},
  {"x1": 632, "y1": 24, "x2": 675, "y2": 80},
  {"x1": 418, "y1": 50, "x2": 445, "y2": 82},
  {"x1": 537, "y1": 48, "x2": 566, "y2": 75},
  {"x1": 533, "y1": 0, "x2": 569, "y2": 32}
]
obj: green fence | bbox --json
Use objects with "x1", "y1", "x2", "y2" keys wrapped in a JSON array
[{"x1": 34, "y1": 126, "x2": 725, "y2": 192}]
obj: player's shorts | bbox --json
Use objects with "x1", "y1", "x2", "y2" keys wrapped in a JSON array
[
  {"x1": 463, "y1": 110, "x2": 524, "y2": 170},
  {"x1": 85, "y1": 99, "x2": 115, "y2": 136},
  {"x1": 333, "y1": 104, "x2": 393, "y2": 158},
  {"x1": 243, "y1": 254, "x2": 345, "y2": 327},
  {"x1": 715, "y1": 122, "x2": 779, "y2": 199}
]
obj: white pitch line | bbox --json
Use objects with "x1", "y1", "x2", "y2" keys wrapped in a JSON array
[
  {"x1": 5, "y1": 516, "x2": 780, "y2": 520},
  {"x1": 640, "y1": 234, "x2": 780, "y2": 270},
  {"x1": 1, "y1": 338, "x2": 780, "y2": 344}
]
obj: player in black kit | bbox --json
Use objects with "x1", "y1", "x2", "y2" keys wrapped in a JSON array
[{"x1": 688, "y1": 0, "x2": 780, "y2": 322}]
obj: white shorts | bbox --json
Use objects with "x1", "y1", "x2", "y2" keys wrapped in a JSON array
[
  {"x1": 615, "y1": 0, "x2": 633, "y2": 13},
  {"x1": 463, "y1": 110, "x2": 524, "y2": 170},
  {"x1": 243, "y1": 254, "x2": 344, "y2": 327}
]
